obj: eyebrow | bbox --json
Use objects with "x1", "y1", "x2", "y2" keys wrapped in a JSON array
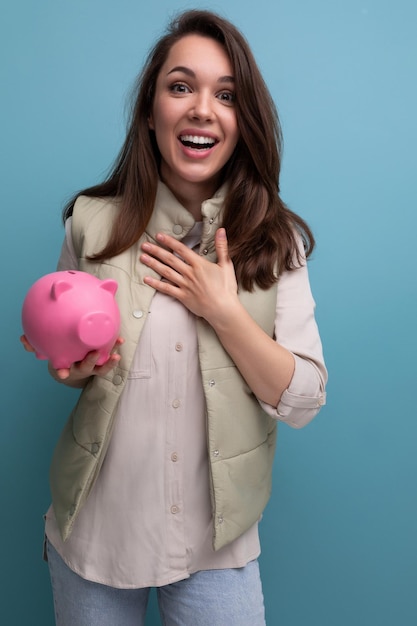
[{"x1": 166, "y1": 66, "x2": 234, "y2": 83}]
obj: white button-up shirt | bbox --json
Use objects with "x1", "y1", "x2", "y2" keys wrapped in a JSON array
[{"x1": 45, "y1": 220, "x2": 327, "y2": 589}]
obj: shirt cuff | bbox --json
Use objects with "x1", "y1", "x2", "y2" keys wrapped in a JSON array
[{"x1": 259, "y1": 355, "x2": 326, "y2": 429}]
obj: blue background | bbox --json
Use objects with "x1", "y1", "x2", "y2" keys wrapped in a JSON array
[{"x1": 1, "y1": 0, "x2": 416, "y2": 624}]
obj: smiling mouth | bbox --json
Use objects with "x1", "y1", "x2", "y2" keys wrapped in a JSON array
[{"x1": 179, "y1": 135, "x2": 217, "y2": 150}]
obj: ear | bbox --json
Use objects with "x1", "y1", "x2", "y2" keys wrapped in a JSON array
[
  {"x1": 100, "y1": 279, "x2": 118, "y2": 296},
  {"x1": 51, "y1": 280, "x2": 72, "y2": 300}
]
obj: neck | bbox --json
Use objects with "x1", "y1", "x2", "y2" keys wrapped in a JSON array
[{"x1": 161, "y1": 178, "x2": 220, "y2": 221}]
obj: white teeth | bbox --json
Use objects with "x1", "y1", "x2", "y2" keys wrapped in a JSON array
[{"x1": 180, "y1": 135, "x2": 216, "y2": 145}]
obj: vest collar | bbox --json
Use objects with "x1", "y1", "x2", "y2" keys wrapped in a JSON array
[{"x1": 145, "y1": 181, "x2": 227, "y2": 262}]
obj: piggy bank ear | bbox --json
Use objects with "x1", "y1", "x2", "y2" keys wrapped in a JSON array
[
  {"x1": 100, "y1": 280, "x2": 118, "y2": 296},
  {"x1": 51, "y1": 280, "x2": 73, "y2": 300}
]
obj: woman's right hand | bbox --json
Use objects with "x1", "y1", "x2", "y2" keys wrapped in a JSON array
[
  {"x1": 48, "y1": 337, "x2": 124, "y2": 388},
  {"x1": 20, "y1": 334, "x2": 124, "y2": 388},
  {"x1": 20, "y1": 334, "x2": 36, "y2": 353}
]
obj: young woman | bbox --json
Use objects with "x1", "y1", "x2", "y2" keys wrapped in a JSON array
[{"x1": 22, "y1": 9, "x2": 327, "y2": 625}]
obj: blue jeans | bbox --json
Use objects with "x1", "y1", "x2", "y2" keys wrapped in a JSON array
[{"x1": 46, "y1": 540, "x2": 266, "y2": 625}]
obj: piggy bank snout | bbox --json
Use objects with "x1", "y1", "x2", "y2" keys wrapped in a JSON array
[{"x1": 78, "y1": 312, "x2": 117, "y2": 348}]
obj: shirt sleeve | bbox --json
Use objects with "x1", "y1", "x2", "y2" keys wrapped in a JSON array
[
  {"x1": 56, "y1": 217, "x2": 78, "y2": 271},
  {"x1": 259, "y1": 241, "x2": 328, "y2": 429}
]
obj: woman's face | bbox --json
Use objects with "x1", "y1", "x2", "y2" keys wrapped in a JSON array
[{"x1": 149, "y1": 34, "x2": 240, "y2": 204}]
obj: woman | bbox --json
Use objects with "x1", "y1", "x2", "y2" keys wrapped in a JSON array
[{"x1": 22, "y1": 9, "x2": 327, "y2": 625}]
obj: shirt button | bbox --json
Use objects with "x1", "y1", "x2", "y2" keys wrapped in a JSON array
[
  {"x1": 133, "y1": 309, "x2": 143, "y2": 319},
  {"x1": 171, "y1": 505, "x2": 179, "y2": 514},
  {"x1": 202, "y1": 248, "x2": 209, "y2": 255},
  {"x1": 213, "y1": 449, "x2": 220, "y2": 457},
  {"x1": 175, "y1": 342, "x2": 183, "y2": 352},
  {"x1": 218, "y1": 515, "x2": 224, "y2": 524},
  {"x1": 171, "y1": 452, "x2": 178, "y2": 462},
  {"x1": 173, "y1": 224, "x2": 183, "y2": 235},
  {"x1": 209, "y1": 218, "x2": 214, "y2": 224},
  {"x1": 172, "y1": 399, "x2": 181, "y2": 408},
  {"x1": 113, "y1": 374, "x2": 123, "y2": 385},
  {"x1": 208, "y1": 379, "x2": 215, "y2": 387}
]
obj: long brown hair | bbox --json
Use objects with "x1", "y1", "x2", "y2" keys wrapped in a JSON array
[{"x1": 63, "y1": 9, "x2": 314, "y2": 290}]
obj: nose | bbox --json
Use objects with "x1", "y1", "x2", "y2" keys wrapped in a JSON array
[
  {"x1": 190, "y1": 90, "x2": 213, "y2": 121},
  {"x1": 78, "y1": 312, "x2": 116, "y2": 348}
]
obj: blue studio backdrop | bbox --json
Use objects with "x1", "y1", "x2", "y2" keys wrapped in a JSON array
[{"x1": 1, "y1": 1, "x2": 416, "y2": 624}]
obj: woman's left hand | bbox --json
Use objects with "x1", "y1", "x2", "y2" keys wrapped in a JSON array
[
  {"x1": 140, "y1": 228, "x2": 239, "y2": 324},
  {"x1": 141, "y1": 227, "x2": 295, "y2": 406}
]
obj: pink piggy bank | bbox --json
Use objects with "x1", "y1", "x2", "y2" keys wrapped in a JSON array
[{"x1": 22, "y1": 270, "x2": 120, "y2": 369}]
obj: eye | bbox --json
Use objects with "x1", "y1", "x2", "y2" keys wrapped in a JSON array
[
  {"x1": 217, "y1": 91, "x2": 235, "y2": 105},
  {"x1": 169, "y1": 82, "x2": 191, "y2": 94}
]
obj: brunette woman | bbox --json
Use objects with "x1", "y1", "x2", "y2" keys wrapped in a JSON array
[{"x1": 22, "y1": 9, "x2": 327, "y2": 625}]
